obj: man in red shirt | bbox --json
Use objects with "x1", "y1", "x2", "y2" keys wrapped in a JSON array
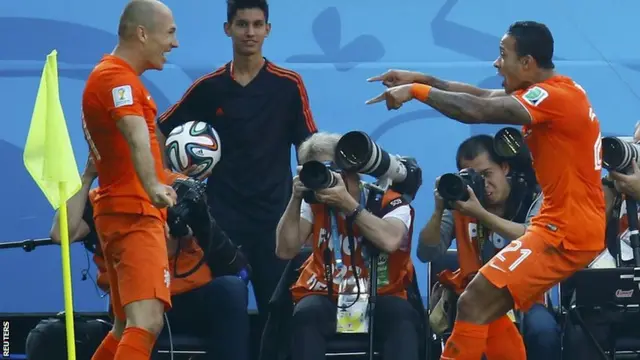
[
  {"x1": 367, "y1": 21, "x2": 605, "y2": 359},
  {"x1": 81, "y1": 1, "x2": 179, "y2": 359}
]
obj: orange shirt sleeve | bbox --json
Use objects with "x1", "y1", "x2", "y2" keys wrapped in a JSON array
[
  {"x1": 93, "y1": 70, "x2": 147, "y2": 121},
  {"x1": 512, "y1": 84, "x2": 565, "y2": 125}
]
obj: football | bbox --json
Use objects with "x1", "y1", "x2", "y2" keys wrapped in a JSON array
[{"x1": 165, "y1": 121, "x2": 221, "y2": 179}]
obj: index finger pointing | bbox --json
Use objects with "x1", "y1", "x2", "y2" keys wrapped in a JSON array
[
  {"x1": 366, "y1": 74, "x2": 385, "y2": 82},
  {"x1": 365, "y1": 92, "x2": 386, "y2": 105}
]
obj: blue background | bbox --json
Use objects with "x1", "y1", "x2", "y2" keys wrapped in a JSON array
[{"x1": 1, "y1": 0, "x2": 640, "y2": 313}]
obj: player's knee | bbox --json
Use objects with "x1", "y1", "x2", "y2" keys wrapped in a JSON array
[
  {"x1": 456, "y1": 289, "x2": 481, "y2": 321},
  {"x1": 124, "y1": 299, "x2": 165, "y2": 335},
  {"x1": 460, "y1": 274, "x2": 515, "y2": 324}
]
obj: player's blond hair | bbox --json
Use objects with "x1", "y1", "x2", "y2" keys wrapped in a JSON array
[{"x1": 298, "y1": 132, "x2": 342, "y2": 164}]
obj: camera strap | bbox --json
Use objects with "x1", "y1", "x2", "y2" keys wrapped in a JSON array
[
  {"x1": 475, "y1": 223, "x2": 491, "y2": 265},
  {"x1": 324, "y1": 186, "x2": 367, "y2": 299}
]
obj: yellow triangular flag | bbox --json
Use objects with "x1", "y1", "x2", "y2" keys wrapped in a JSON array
[
  {"x1": 23, "y1": 49, "x2": 81, "y2": 209},
  {"x1": 23, "y1": 49, "x2": 79, "y2": 360}
]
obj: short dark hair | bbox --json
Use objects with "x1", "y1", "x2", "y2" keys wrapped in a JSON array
[
  {"x1": 507, "y1": 21, "x2": 554, "y2": 69},
  {"x1": 227, "y1": 0, "x2": 269, "y2": 22},
  {"x1": 456, "y1": 135, "x2": 504, "y2": 171}
]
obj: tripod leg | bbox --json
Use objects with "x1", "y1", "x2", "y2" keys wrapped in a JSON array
[{"x1": 369, "y1": 258, "x2": 377, "y2": 360}]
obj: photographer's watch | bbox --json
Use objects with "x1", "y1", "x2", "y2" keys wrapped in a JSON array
[
  {"x1": 602, "y1": 177, "x2": 615, "y2": 189},
  {"x1": 346, "y1": 204, "x2": 364, "y2": 221}
]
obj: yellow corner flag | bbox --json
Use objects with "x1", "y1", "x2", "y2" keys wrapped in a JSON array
[{"x1": 23, "y1": 49, "x2": 81, "y2": 360}]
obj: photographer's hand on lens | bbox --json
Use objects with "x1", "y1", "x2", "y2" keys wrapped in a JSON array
[
  {"x1": 314, "y1": 173, "x2": 358, "y2": 212},
  {"x1": 610, "y1": 161, "x2": 640, "y2": 200},
  {"x1": 365, "y1": 84, "x2": 414, "y2": 110},
  {"x1": 292, "y1": 174, "x2": 308, "y2": 200},
  {"x1": 434, "y1": 176, "x2": 445, "y2": 211},
  {"x1": 453, "y1": 185, "x2": 486, "y2": 218},
  {"x1": 367, "y1": 69, "x2": 421, "y2": 88}
]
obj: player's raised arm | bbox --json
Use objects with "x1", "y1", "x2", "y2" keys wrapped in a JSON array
[{"x1": 367, "y1": 69, "x2": 505, "y2": 98}]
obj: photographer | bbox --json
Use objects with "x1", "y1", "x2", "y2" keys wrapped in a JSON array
[
  {"x1": 562, "y1": 128, "x2": 640, "y2": 359},
  {"x1": 417, "y1": 135, "x2": 560, "y2": 360},
  {"x1": 275, "y1": 132, "x2": 421, "y2": 360},
  {"x1": 49, "y1": 160, "x2": 249, "y2": 360}
]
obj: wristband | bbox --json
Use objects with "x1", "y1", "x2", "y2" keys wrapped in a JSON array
[
  {"x1": 602, "y1": 177, "x2": 615, "y2": 189},
  {"x1": 411, "y1": 83, "x2": 432, "y2": 102},
  {"x1": 346, "y1": 204, "x2": 364, "y2": 221}
]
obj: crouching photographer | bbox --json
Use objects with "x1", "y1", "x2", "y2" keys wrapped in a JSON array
[
  {"x1": 417, "y1": 132, "x2": 561, "y2": 360},
  {"x1": 562, "y1": 129, "x2": 640, "y2": 359},
  {"x1": 275, "y1": 132, "x2": 423, "y2": 360},
  {"x1": 45, "y1": 160, "x2": 250, "y2": 360}
]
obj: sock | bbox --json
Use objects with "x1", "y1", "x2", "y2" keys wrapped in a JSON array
[
  {"x1": 485, "y1": 315, "x2": 527, "y2": 360},
  {"x1": 113, "y1": 327, "x2": 157, "y2": 360},
  {"x1": 91, "y1": 331, "x2": 120, "y2": 360},
  {"x1": 440, "y1": 320, "x2": 488, "y2": 360}
]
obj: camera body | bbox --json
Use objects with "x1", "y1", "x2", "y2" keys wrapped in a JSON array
[
  {"x1": 167, "y1": 178, "x2": 208, "y2": 238},
  {"x1": 602, "y1": 136, "x2": 640, "y2": 173},
  {"x1": 437, "y1": 168, "x2": 486, "y2": 209},
  {"x1": 437, "y1": 127, "x2": 539, "y2": 211},
  {"x1": 298, "y1": 131, "x2": 423, "y2": 204}
]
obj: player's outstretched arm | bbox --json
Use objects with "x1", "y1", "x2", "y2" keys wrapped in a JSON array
[
  {"x1": 424, "y1": 88, "x2": 532, "y2": 125},
  {"x1": 367, "y1": 69, "x2": 505, "y2": 98},
  {"x1": 366, "y1": 84, "x2": 532, "y2": 126}
]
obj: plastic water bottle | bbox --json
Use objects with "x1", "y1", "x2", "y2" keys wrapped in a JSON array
[{"x1": 336, "y1": 275, "x2": 369, "y2": 333}]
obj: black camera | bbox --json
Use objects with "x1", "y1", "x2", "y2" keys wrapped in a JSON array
[
  {"x1": 437, "y1": 168, "x2": 485, "y2": 208},
  {"x1": 167, "y1": 178, "x2": 208, "y2": 238},
  {"x1": 168, "y1": 178, "x2": 251, "y2": 282},
  {"x1": 299, "y1": 160, "x2": 339, "y2": 204},
  {"x1": 601, "y1": 136, "x2": 640, "y2": 173},
  {"x1": 334, "y1": 131, "x2": 422, "y2": 201}
]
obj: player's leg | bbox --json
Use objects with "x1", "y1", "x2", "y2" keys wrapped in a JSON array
[
  {"x1": 97, "y1": 214, "x2": 172, "y2": 360},
  {"x1": 441, "y1": 232, "x2": 598, "y2": 359},
  {"x1": 440, "y1": 273, "x2": 519, "y2": 360},
  {"x1": 484, "y1": 314, "x2": 527, "y2": 360},
  {"x1": 92, "y1": 239, "x2": 125, "y2": 360}
]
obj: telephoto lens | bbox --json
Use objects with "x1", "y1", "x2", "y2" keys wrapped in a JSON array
[
  {"x1": 494, "y1": 127, "x2": 524, "y2": 158},
  {"x1": 602, "y1": 136, "x2": 640, "y2": 173},
  {"x1": 299, "y1": 160, "x2": 338, "y2": 190},
  {"x1": 335, "y1": 131, "x2": 407, "y2": 181}
]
